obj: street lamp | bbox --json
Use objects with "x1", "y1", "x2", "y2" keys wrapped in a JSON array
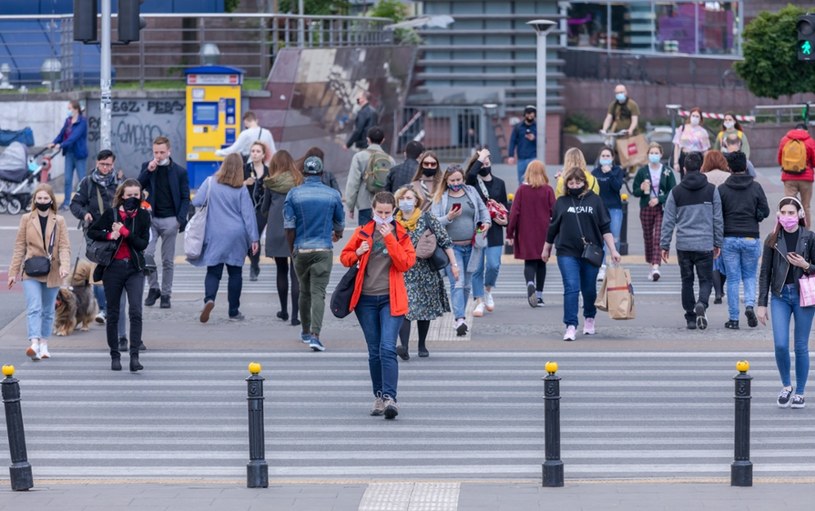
[
  {"x1": 527, "y1": 19, "x2": 556, "y2": 165},
  {"x1": 200, "y1": 43, "x2": 221, "y2": 65}
]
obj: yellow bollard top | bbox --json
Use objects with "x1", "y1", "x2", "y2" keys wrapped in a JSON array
[
  {"x1": 248, "y1": 362, "x2": 262, "y2": 375},
  {"x1": 2, "y1": 364, "x2": 14, "y2": 377},
  {"x1": 545, "y1": 361, "x2": 558, "y2": 374},
  {"x1": 736, "y1": 360, "x2": 750, "y2": 373}
]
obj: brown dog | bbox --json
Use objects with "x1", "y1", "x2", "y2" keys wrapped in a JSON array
[{"x1": 54, "y1": 285, "x2": 97, "y2": 336}]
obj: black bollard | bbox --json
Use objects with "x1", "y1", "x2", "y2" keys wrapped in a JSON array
[
  {"x1": 1, "y1": 365, "x2": 33, "y2": 491},
  {"x1": 246, "y1": 362, "x2": 268, "y2": 488},
  {"x1": 731, "y1": 360, "x2": 752, "y2": 487},
  {"x1": 542, "y1": 361, "x2": 564, "y2": 487},
  {"x1": 619, "y1": 199, "x2": 629, "y2": 256}
]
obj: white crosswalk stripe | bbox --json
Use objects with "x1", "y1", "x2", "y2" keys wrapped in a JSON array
[{"x1": 0, "y1": 351, "x2": 807, "y2": 482}]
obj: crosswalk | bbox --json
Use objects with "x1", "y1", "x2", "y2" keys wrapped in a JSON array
[{"x1": 2, "y1": 350, "x2": 811, "y2": 482}]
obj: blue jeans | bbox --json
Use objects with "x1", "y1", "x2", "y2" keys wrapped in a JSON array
[
  {"x1": 722, "y1": 237, "x2": 761, "y2": 321},
  {"x1": 604, "y1": 208, "x2": 622, "y2": 258},
  {"x1": 516, "y1": 158, "x2": 534, "y2": 186},
  {"x1": 354, "y1": 294, "x2": 403, "y2": 400},
  {"x1": 63, "y1": 152, "x2": 86, "y2": 206},
  {"x1": 23, "y1": 279, "x2": 59, "y2": 340},
  {"x1": 771, "y1": 284, "x2": 815, "y2": 394},
  {"x1": 204, "y1": 264, "x2": 243, "y2": 317},
  {"x1": 472, "y1": 245, "x2": 503, "y2": 298},
  {"x1": 445, "y1": 244, "x2": 473, "y2": 319},
  {"x1": 557, "y1": 255, "x2": 599, "y2": 327}
]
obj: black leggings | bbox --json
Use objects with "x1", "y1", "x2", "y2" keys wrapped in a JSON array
[
  {"x1": 275, "y1": 257, "x2": 299, "y2": 320},
  {"x1": 399, "y1": 319, "x2": 430, "y2": 351},
  {"x1": 524, "y1": 260, "x2": 547, "y2": 292}
]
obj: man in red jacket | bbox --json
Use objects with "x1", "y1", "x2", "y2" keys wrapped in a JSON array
[{"x1": 778, "y1": 123, "x2": 815, "y2": 227}]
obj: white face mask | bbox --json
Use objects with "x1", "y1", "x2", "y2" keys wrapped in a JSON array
[
  {"x1": 724, "y1": 120, "x2": 735, "y2": 130},
  {"x1": 690, "y1": 116, "x2": 701, "y2": 126},
  {"x1": 158, "y1": 158, "x2": 170, "y2": 166},
  {"x1": 373, "y1": 215, "x2": 394, "y2": 225},
  {"x1": 398, "y1": 200, "x2": 415, "y2": 214}
]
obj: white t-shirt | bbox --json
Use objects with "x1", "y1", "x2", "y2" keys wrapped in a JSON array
[{"x1": 214, "y1": 126, "x2": 276, "y2": 158}]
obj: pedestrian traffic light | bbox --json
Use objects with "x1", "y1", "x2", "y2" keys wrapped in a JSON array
[
  {"x1": 797, "y1": 14, "x2": 815, "y2": 62},
  {"x1": 73, "y1": 0, "x2": 98, "y2": 43},
  {"x1": 118, "y1": 0, "x2": 145, "y2": 44}
]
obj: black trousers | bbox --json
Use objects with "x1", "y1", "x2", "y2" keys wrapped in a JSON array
[
  {"x1": 103, "y1": 260, "x2": 145, "y2": 357},
  {"x1": 677, "y1": 250, "x2": 713, "y2": 320}
]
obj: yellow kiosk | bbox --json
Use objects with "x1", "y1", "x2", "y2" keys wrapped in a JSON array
[{"x1": 184, "y1": 65, "x2": 244, "y2": 187}]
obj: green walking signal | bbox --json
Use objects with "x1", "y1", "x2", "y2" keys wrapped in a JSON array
[{"x1": 798, "y1": 14, "x2": 815, "y2": 62}]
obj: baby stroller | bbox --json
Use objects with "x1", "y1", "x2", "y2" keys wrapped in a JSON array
[{"x1": 0, "y1": 142, "x2": 54, "y2": 214}]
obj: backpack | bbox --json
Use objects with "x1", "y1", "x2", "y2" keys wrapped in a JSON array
[
  {"x1": 363, "y1": 149, "x2": 392, "y2": 194},
  {"x1": 782, "y1": 139, "x2": 808, "y2": 173}
]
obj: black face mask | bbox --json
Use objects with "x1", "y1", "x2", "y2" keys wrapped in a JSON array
[
  {"x1": 35, "y1": 202, "x2": 52, "y2": 212},
  {"x1": 567, "y1": 186, "x2": 584, "y2": 197},
  {"x1": 422, "y1": 167, "x2": 437, "y2": 177},
  {"x1": 478, "y1": 166, "x2": 491, "y2": 177},
  {"x1": 123, "y1": 197, "x2": 140, "y2": 211}
]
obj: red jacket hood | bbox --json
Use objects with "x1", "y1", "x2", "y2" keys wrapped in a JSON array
[{"x1": 785, "y1": 129, "x2": 812, "y2": 141}]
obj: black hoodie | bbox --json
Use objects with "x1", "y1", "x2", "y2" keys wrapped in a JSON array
[{"x1": 718, "y1": 173, "x2": 770, "y2": 238}]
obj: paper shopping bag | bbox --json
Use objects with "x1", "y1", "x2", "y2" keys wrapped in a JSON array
[
  {"x1": 595, "y1": 274, "x2": 608, "y2": 312},
  {"x1": 606, "y1": 265, "x2": 636, "y2": 320},
  {"x1": 616, "y1": 134, "x2": 649, "y2": 169},
  {"x1": 800, "y1": 275, "x2": 815, "y2": 307}
]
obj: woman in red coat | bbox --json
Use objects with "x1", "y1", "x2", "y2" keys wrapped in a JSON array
[{"x1": 506, "y1": 160, "x2": 556, "y2": 308}]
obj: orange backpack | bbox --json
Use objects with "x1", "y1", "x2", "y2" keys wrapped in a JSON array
[{"x1": 782, "y1": 139, "x2": 808, "y2": 173}]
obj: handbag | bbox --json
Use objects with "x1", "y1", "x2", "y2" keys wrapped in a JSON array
[
  {"x1": 800, "y1": 274, "x2": 815, "y2": 307},
  {"x1": 86, "y1": 238, "x2": 121, "y2": 266},
  {"x1": 330, "y1": 263, "x2": 359, "y2": 318},
  {"x1": 572, "y1": 197, "x2": 604, "y2": 268},
  {"x1": 23, "y1": 221, "x2": 56, "y2": 277},
  {"x1": 184, "y1": 177, "x2": 212, "y2": 260},
  {"x1": 415, "y1": 228, "x2": 437, "y2": 259},
  {"x1": 428, "y1": 246, "x2": 449, "y2": 271}
]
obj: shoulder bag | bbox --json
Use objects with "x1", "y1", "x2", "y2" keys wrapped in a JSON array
[
  {"x1": 415, "y1": 228, "x2": 437, "y2": 259},
  {"x1": 572, "y1": 198, "x2": 604, "y2": 268},
  {"x1": 86, "y1": 211, "x2": 125, "y2": 266},
  {"x1": 330, "y1": 263, "x2": 359, "y2": 318},
  {"x1": 23, "y1": 221, "x2": 56, "y2": 277},
  {"x1": 184, "y1": 178, "x2": 212, "y2": 260}
]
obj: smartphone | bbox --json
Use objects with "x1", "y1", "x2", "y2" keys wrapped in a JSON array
[
  {"x1": 789, "y1": 252, "x2": 799, "y2": 257},
  {"x1": 451, "y1": 203, "x2": 462, "y2": 212}
]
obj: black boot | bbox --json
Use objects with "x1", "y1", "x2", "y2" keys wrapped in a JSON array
[
  {"x1": 130, "y1": 354, "x2": 143, "y2": 372},
  {"x1": 111, "y1": 356, "x2": 122, "y2": 371}
]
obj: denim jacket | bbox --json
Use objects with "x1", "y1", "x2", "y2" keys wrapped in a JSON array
[{"x1": 283, "y1": 176, "x2": 345, "y2": 251}]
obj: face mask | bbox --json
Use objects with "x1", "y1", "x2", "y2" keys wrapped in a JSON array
[
  {"x1": 615, "y1": 93, "x2": 626, "y2": 102},
  {"x1": 690, "y1": 116, "x2": 701, "y2": 126},
  {"x1": 779, "y1": 214, "x2": 800, "y2": 231},
  {"x1": 599, "y1": 158, "x2": 613, "y2": 166},
  {"x1": 421, "y1": 167, "x2": 437, "y2": 177},
  {"x1": 567, "y1": 186, "x2": 584, "y2": 197},
  {"x1": 398, "y1": 200, "x2": 415, "y2": 214},
  {"x1": 123, "y1": 197, "x2": 140, "y2": 211},
  {"x1": 648, "y1": 154, "x2": 661, "y2": 164},
  {"x1": 448, "y1": 183, "x2": 464, "y2": 192},
  {"x1": 158, "y1": 158, "x2": 170, "y2": 166},
  {"x1": 67, "y1": 109, "x2": 74, "y2": 116},
  {"x1": 724, "y1": 121, "x2": 735, "y2": 130},
  {"x1": 35, "y1": 202, "x2": 52, "y2": 212},
  {"x1": 478, "y1": 166, "x2": 491, "y2": 177},
  {"x1": 373, "y1": 215, "x2": 393, "y2": 225}
]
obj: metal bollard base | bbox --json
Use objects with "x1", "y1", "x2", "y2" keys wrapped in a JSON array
[
  {"x1": 9, "y1": 462, "x2": 33, "y2": 491},
  {"x1": 542, "y1": 461, "x2": 564, "y2": 487},
  {"x1": 247, "y1": 461, "x2": 268, "y2": 488},
  {"x1": 731, "y1": 461, "x2": 752, "y2": 487}
]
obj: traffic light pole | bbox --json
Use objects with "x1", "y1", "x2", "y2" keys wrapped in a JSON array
[{"x1": 100, "y1": 0, "x2": 112, "y2": 151}]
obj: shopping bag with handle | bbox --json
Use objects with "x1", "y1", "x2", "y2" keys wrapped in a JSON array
[{"x1": 606, "y1": 265, "x2": 635, "y2": 320}]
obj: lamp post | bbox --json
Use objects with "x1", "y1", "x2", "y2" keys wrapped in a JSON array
[{"x1": 527, "y1": 19, "x2": 556, "y2": 165}]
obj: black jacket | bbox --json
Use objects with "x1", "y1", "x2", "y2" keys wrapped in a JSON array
[
  {"x1": 466, "y1": 160, "x2": 509, "y2": 247},
  {"x1": 758, "y1": 228, "x2": 815, "y2": 306},
  {"x1": 346, "y1": 104, "x2": 378, "y2": 149},
  {"x1": 718, "y1": 173, "x2": 769, "y2": 239},
  {"x1": 137, "y1": 159, "x2": 191, "y2": 230},
  {"x1": 70, "y1": 173, "x2": 119, "y2": 225},
  {"x1": 547, "y1": 191, "x2": 611, "y2": 258},
  {"x1": 386, "y1": 158, "x2": 418, "y2": 193},
  {"x1": 88, "y1": 207, "x2": 152, "y2": 272}
]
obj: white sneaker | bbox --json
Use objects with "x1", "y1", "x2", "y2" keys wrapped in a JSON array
[
  {"x1": 647, "y1": 268, "x2": 655, "y2": 281},
  {"x1": 484, "y1": 292, "x2": 495, "y2": 312},
  {"x1": 583, "y1": 317, "x2": 596, "y2": 335},
  {"x1": 597, "y1": 265, "x2": 606, "y2": 282},
  {"x1": 25, "y1": 342, "x2": 40, "y2": 361},
  {"x1": 95, "y1": 311, "x2": 106, "y2": 324},
  {"x1": 473, "y1": 302, "x2": 486, "y2": 318},
  {"x1": 651, "y1": 267, "x2": 661, "y2": 282},
  {"x1": 38, "y1": 340, "x2": 50, "y2": 359},
  {"x1": 563, "y1": 325, "x2": 576, "y2": 341}
]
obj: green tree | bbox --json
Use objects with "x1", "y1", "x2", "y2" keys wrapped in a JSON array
[
  {"x1": 367, "y1": 0, "x2": 419, "y2": 45},
  {"x1": 278, "y1": 0, "x2": 350, "y2": 15},
  {"x1": 734, "y1": 4, "x2": 815, "y2": 99}
]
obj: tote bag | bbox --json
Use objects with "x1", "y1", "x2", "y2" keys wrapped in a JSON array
[
  {"x1": 330, "y1": 264, "x2": 359, "y2": 318},
  {"x1": 184, "y1": 178, "x2": 211, "y2": 260}
]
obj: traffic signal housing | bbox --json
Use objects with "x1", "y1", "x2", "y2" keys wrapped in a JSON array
[
  {"x1": 118, "y1": 0, "x2": 146, "y2": 44},
  {"x1": 73, "y1": 0, "x2": 98, "y2": 43},
  {"x1": 798, "y1": 13, "x2": 815, "y2": 62}
]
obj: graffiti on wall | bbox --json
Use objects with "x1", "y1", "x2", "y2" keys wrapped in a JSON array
[{"x1": 86, "y1": 98, "x2": 186, "y2": 177}]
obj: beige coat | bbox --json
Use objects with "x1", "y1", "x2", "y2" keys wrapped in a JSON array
[{"x1": 9, "y1": 212, "x2": 71, "y2": 288}]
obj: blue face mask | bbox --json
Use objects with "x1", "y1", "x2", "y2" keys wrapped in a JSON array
[
  {"x1": 448, "y1": 183, "x2": 464, "y2": 192},
  {"x1": 373, "y1": 215, "x2": 393, "y2": 225},
  {"x1": 599, "y1": 158, "x2": 613, "y2": 166},
  {"x1": 615, "y1": 93, "x2": 626, "y2": 102},
  {"x1": 648, "y1": 154, "x2": 661, "y2": 164}
]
